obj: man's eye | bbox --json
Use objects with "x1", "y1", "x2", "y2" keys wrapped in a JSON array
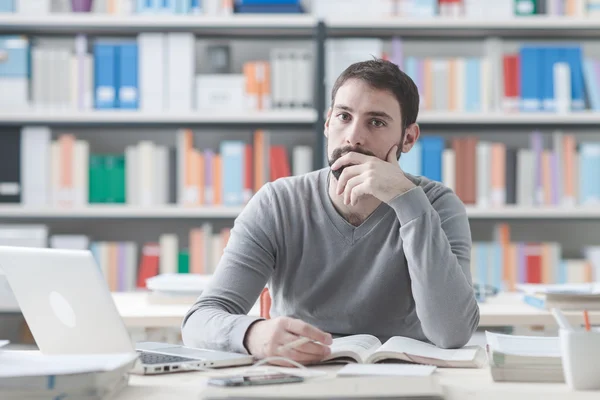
[
  {"x1": 370, "y1": 119, "x2": 385, "y2": 127},
  {"x1": 337, "y1": 113, "x2": 350, "y2": 121}
]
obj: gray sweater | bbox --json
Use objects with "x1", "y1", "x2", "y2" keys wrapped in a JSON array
[{"x1": 181, "y1": 168, "x2": 480, "y2": 354}]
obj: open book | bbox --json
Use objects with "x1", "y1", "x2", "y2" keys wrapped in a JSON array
[{"x1": 321, "y1": 334, "x2": 486, "y2": 368}]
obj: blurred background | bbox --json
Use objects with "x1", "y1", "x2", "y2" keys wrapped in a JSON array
[{"x1": 1, "y1": 0, "x2": 600, "y2": 347}]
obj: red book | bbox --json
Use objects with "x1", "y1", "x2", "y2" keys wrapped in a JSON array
[
  {"x1": 526, "y1": 244, "x2": 542, "y2": 284},
  {"x1": 136, "y1": 243, "x2": 160, "y2": 289}
]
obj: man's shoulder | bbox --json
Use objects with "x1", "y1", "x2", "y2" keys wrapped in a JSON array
[{"x1": 405, "y1": 173, "x2": 466, "y2": 214}]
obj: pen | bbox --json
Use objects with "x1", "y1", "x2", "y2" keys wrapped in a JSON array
[
  {"x1": 277, "y1": 337, "x2": 318, "y2": 353},
  {"x1": 584, "y1": 310, "x2": 591, "y2": 331}
]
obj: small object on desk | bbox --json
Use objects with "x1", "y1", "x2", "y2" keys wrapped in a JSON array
[
  {"x1": 207, "y1": 372, "x2": 304, "y2": 387},
  {"x1": 0, "y1": 340, "x2": 9, "y2": 349},
  {"x1": 583, "y1": 310, "x2": 591, "y2": 331},
  {"x1": 337, "y1": 364, "x2": 437, "y2": 377}
]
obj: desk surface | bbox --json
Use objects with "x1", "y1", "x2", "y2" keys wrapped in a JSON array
[
  {"x1": 116, "y1": 364, "x2": 600, "y2": 400},
  {"x1": 112, "y1": 291, "x2": 599, "y2": 329}
]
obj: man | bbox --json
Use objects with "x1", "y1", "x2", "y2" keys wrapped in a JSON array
[{"x1": 181, "y1": 59, "x2": 480, "y2": 365}]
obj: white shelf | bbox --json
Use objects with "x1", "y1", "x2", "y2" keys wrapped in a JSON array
[
  {"x1": 3, "y1": 205, "x2": 600, "y2": 219},
  {"x1": 0, "y1": 109, "x2": 317, "y2": 125},
  {"x1": 2, "y1": 15, "x2": 599, "y2": 37},
  {"x1": 416, "y1": 111, "x2": 600, "y2": 125},
  {"x1": 0, "y1": 205, "x2": 244, "y2": 218},
  {"x1": 0, "y1": 14, "x2": 317, "y2": 35},
  {"x1": 465, "y1": 206, "x2": 600, "y2": 219},
  {"x1": 2, "y1": 110, "x2": 599, "y2": 126},
  {"x1": 326, "y1": 16, "x2": 600, "y2": 37}
]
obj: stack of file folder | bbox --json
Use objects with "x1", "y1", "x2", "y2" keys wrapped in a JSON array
[
  {"x1": 485, "y1": 331, "x2": 564, "y2": 383},
  {"x1": 0, "y1": 347, "x2": 137, "y2": 399}
]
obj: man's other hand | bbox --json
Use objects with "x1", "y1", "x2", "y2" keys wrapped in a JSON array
[{"x1": 243, "y1": 317, "x2": 333, "y2": 365}]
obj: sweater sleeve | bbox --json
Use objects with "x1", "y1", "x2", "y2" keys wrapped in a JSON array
[
  {"x1": 388, "y1": 185, "x2": 480, "y2": 349},
  {"x1": 181, "y1": 183, "x2": 277, "y2": 354}
]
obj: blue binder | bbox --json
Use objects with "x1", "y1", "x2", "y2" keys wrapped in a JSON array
[
  {"x1": 94, "y1": 42, "x2": 118, "y2": 109},
  {"x1": 117, "y1": 42, "x2": 139, "y2": 109}
]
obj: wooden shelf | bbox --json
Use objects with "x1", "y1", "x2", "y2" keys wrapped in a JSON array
[
  {"x1": 0, "y1": 109, "x2": 317, "y2": 126},
  {"x1": 2, "y1": 205, "x2": 600, "y2": 219}
]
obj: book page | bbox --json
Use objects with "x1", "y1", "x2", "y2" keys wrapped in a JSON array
[
  {"x1": 374, "y1": 336, "x2": 480, "y2": 362},
  {"x1": 323, "y1": 334, "x2": 381, "y2": 363},
  {"x1": 485, "y1": 331, "x2": 561, "y2": 357}
]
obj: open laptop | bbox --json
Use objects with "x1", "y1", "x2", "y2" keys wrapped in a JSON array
[{"x1": 0, "y1": 246, "x2": 255, "y2": 375}]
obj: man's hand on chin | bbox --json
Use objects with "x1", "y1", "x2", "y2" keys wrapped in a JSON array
[{"x1": 331, "y1": 145, "x2": 416, "y2": 206}]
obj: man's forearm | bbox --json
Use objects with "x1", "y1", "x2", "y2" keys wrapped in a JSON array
[
  {"x1": 182, "y1": 299, "x2": 263, "y2": 354},
  {"x1": 390, "y1": 187, "x2": 480, "y2": 348}
]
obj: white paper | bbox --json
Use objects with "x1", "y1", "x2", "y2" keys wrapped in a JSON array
[
  {"x1": 0, "y1": 340, "x2": 9, "y2": 348},
  {"x1": 0, "y1": 351, "x2": 137, "y2": 377},
  {"x1": 337, "y1": 364, "x2": 436, "y2": 377}
]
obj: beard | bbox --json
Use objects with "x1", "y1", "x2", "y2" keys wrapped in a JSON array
[{"x1": 328, "y1": 145, "x2": 377, "y2": 181}]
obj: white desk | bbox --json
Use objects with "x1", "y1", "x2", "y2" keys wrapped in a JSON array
[
  {"x1": 111, "y1": 291, "x2": 599, "y2": 330},
  {"x1": 115, "y1": 364, "x2": 600, "y2": 400},
  {"x1": 112, "y1": 292, "x2": 260, "y2": 328}
]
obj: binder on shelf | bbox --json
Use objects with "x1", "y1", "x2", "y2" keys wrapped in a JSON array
[
  {"x1": 94, "y1": 42, "x2": 117, "y2": 109},
  {"x1": 117, "y1": 42, "x2": 139, "y2": 109}
]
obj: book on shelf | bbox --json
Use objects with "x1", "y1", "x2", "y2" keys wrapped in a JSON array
[
  {"x1": 321, "y1": 334, "x2": 486, "y2": 368},
  {"x1": 469, "y1": 223, "x2": 600, "y2": 298},
  {"x1": 11, "y1": 126, "x2": 314, "y2": 208},
  {"x1": 485, "y1": 331, "x2": 564, "y2": 383},
  {"x1": 0, "y1": 34, "x2": 314, "y2": 113}
]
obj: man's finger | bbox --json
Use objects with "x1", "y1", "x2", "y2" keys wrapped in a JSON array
[
  {"x1": 285, "y1": 319, "x2": 333, "y2": 345},
  {"x1": 343, "y1": 174, "x2": 365, "y2": 205},
  {"x1": 336, "y1": 164, "x2": 365, "y2": 195},
  {"x1": 281, "y1": 347, "x2": 329, "y2": 364},
  {"x1": 331, "y1": 152, "x2": 371, "y2": 171},
  {"x1": 351, "y1": 182, "x2": 371, "y2": 206},
  {"x1": 386, "y1": 145, "x2": 398, "y2": 163}
]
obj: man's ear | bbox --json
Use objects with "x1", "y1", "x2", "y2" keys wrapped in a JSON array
[
  {"x1": 401, "y1": 123, "x2": 420, "y2": 153},
  {"x1": 324, "y1": 107, "x2": 332, "y2": 138}
]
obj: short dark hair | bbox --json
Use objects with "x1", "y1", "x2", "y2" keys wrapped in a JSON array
[{"x1": 330, "y1": 58, "x2": 420, "y2": 131}]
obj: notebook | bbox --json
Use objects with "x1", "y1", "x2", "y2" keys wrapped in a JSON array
[
  {"x1": 320, "y1": 334, "x2": 486, "y2": 368},
  {"x1": 201, "y1": 375, "x2": 445, "y2": 399}
]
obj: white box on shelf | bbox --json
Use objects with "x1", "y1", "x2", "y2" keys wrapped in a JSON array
[
  {"x1": 16, "y1": 0, "x2": 50, "y2": 14},
  {"x1": 195, "y1": 74, "x2": 246, "y2": 111},
  {"x1": 0, "y1": 77, "x2": 28, "y2": 109}
]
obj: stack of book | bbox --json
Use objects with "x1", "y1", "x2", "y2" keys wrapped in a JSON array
[
  {"x1": 517, "y1": 283, "x2": 600, "y2": 310},
  {"x1": 485, "y1": 331, "x2": 564, "y2": 383}
]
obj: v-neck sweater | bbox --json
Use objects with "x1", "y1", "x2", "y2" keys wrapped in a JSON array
[{"x1": 181, "y1": 168, "x2": 480, "y2": 354}]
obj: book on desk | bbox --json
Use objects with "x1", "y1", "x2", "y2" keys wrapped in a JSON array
[{"x1": 322, "y1": 334, "x2": 486, "y2": 368}]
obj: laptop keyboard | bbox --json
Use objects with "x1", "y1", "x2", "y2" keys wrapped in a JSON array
[{"x1": 138, "y1": 351, "x2": 197, "y2": 365}]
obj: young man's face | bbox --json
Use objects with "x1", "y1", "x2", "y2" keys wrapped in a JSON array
[{"x1": 325, "y1": 78, "x2": 406, "y2": 180}]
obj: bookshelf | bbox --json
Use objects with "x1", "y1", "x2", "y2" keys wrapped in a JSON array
[
  {"x1": 3, "y1": 205, "x2": 600, "y2": 220},
  {"x1": 2, "y1": 4, "x2": 600, "y2": 308}
]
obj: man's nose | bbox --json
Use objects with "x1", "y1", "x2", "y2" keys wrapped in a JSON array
[{"x1": 345, "y1": 121, "x2": 366, "y2": 146}]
